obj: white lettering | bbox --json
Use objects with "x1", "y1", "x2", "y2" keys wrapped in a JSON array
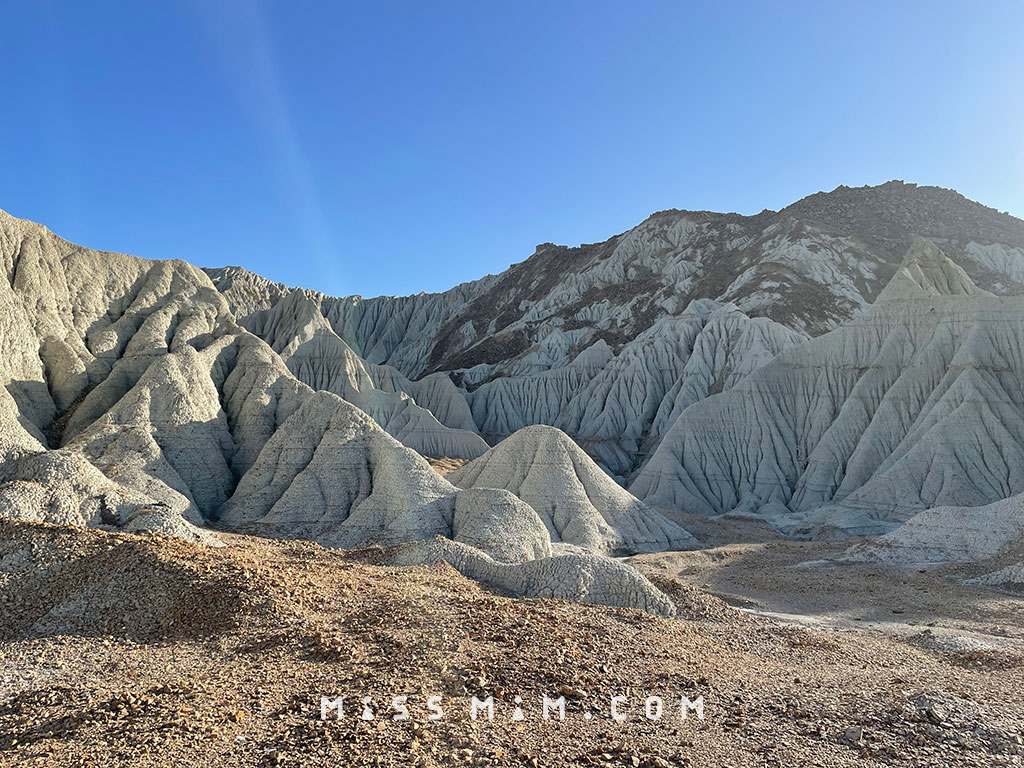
[
  {"x1": 543, "y1": 695, "x2": 565, "y2": 721},
  {"x1": 320, "y1": 696, "x2": 343, "y2": 720},
  {"x1": 611, "y1": 695, "x2": 628, "y2": 722},
  {"x1": 470, "y1": 696, "x2": 494, "y2": 720},
  {"x1": 392, "y1": 695, "x2": 409, "y2": 720},
  {"x1": 680, "y1": 696, "x2": 704, "y2": 721},
  {"x1": 427, "y1": 695, "x2": 444, "y2": 721}
]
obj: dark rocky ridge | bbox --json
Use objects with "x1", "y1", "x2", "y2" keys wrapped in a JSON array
[
  {"x1": 210, "y1": 181, "x2": 1024, "y2": 380},
  {"x1": 203, "y1": 181, "x2": 1024, "y2": 477},
  {"x1": 781, "y1": 180, "x2": 1024, "y2": 259}
]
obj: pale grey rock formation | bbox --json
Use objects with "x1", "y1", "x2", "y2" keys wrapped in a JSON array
[
  {"x1": 0, "y1": 447, "x2": 166, "y2": 531},
  {"x1": 220, "y1": 391, "x2": 459, "y2": 547},
  {"x1": 0, "y1": 208, "x2": 237, "y2": 540},
  {"x1": 0, "y1": 212, "x2": 454, "y2": 545},
  {"x1": 646, "y1": 302, "x2": 807, "y2": 449},
  {"x1": 7, "y1": 180, "x2": 1024, "y2": 604},
  {"x1": 0, "y1": 207, "x2": 686, "y2": 613},
  {"x1": 449, "y1": 425, "x2": 695, "y2": 554},
  {"x1": 209, "y1": 182, "x2": 1024, "y2": 380},
  {"x1": 209, "y1": 182, "x2": 1024, "y2": 478},
  {"x1": 466, "y1": 343, "x2": 608, "y2": 442},
  {"x1": 385, "y1": 535, "x2": 677, "y2": 616},
  {"x1": 68, "y1": 346, "x2": 237, "y2": 524},
  {"x1": 207, "y1": 264, "x2": 498, "y2": 379},
  {"x1": 560, "y1": 306, "x2": 802, "y2": 477},
  {"x1": 251, "y1": 290, "x2": 487, "y2": 459},
  {"x1": 845, "y1": 493, "x2": 1024, "y2": 564},
  {"x1": 452, "y1": 487, "x2": 552, "y2": 562},
  {"x1": 633, "y1": 239, "x2": 1024, "y2": 537},
  {"x1": 426, "y1": 304, "x2": 803, "y2": 479},
  {"x1": 222, "y1": 403, "x2": 605, "y2": 563}
]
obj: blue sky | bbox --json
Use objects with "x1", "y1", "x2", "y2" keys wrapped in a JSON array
[{"x1": 2, "y1": 1, "x2": 1022, "y2": 297}]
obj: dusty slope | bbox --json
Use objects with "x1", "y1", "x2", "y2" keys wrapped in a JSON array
[{"x1": 1, "y1": 520, "x2": 1022, "y2": 768}]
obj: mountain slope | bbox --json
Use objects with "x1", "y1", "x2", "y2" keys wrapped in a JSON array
[
  {"x1": 631, "y1": 238, "x2": 1024, "y2": 536},
  {"x1": 208, "y1": 181, "x2": 1024, "y2": 477},
  {"x1": 210, "y1": 181, "x2": 1024, "y2": 376},
  {"x1": 0, "y1": 207, "x2": 692, "y2": 614}
]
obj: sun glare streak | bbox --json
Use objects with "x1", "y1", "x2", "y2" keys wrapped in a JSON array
[{"x1": 189, "y1": 0, "x2": 342, "y2": 291}]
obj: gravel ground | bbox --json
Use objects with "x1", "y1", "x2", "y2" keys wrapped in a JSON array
[
  {"x1": 632, "y1": 538, "x2": 1024, "y2": 653},
  {"x1": 1, "y1": 519, "x2": 1022, "y2": 767}
]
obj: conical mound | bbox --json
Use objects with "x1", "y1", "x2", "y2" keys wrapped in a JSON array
[{"x1": 449, "y1": 425, "x2": 695, "y2": 554}]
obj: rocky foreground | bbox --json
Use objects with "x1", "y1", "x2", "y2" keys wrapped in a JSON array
[{"x1": 2, "y1": 519, "x2": 1022, "y2": 768}]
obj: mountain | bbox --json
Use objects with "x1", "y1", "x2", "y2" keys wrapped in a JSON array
[
  {"x1": 0, "y1": 207, "x2": 686, "y2": 613},
  {"x1": 4, "y1": 180, "x2": 1024, "y2": 598},
  {"x1": 448, "y1": 425, "x2": 695, "y2": 554},
  {"x1": 631, "y1": 238, "x2": 1024, "y2": 539},
  {"x1": 208, "y1": 181, "x2": 1024, "y2": 477}
]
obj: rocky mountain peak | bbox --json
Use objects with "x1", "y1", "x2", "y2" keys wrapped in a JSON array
[
  {"x1": 780, "y1": 180, "x2": 1024, "y2": 256},
  {"x1": 199, "y1": 183, "x2": 1024, "y2": 480}
]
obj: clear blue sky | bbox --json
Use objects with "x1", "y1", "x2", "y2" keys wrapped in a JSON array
[{"x1": 2, "y1": 1, "x2": 1022, "y2": 298}]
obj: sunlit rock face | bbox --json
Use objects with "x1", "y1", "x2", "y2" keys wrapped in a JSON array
[
  {"x1": 207, "y1": 181, "x2": 1024, "y2": 481},
  {"x1": 0, "y1": 207, "x2": 697, "y2": 614},
  {"x1": 632, "y1": 239, "x2": 1024, "y2": 538}
]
